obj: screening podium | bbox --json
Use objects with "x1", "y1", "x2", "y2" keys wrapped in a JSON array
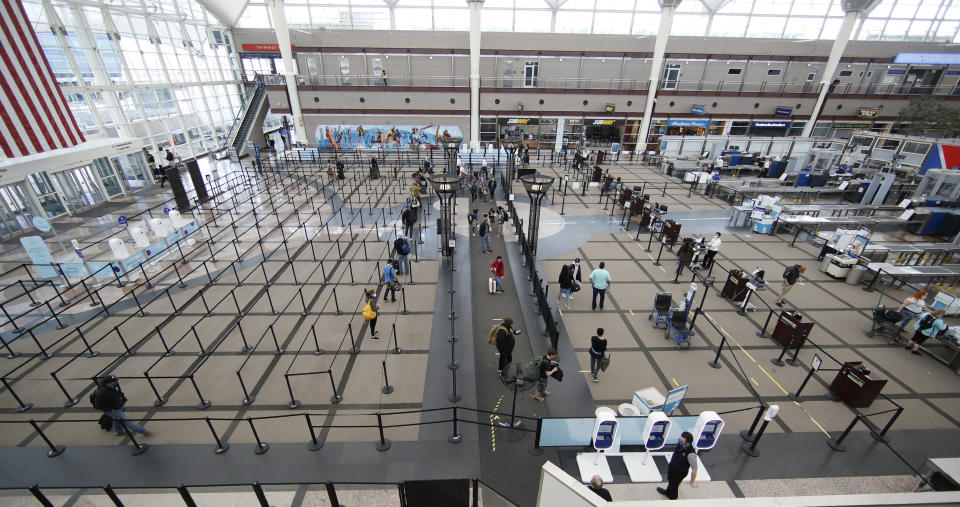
[{"x1": 827, "y1": 362, "x2": 887, "y2": 408}]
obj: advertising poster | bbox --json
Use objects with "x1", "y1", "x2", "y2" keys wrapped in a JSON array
[{"x1": 315, "y1": 125, "x2": 463, "y2": 150}]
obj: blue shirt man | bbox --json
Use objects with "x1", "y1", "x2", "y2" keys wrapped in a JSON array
[{"x1": 589, "y1": 262, "x2": 612, "y2": 310}]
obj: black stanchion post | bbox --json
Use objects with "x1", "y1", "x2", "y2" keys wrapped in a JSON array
[
  {"x1": 374, "y1": 411, "x2": 392, "y2": 451},
  {"x1": 3, "y1": 378, "x2": 32, "y2": 412},
  {"x1": 238, "y1": 371, "x2": 255, "y2": 405},
  {"x1": 756, "y1": 309, "x2": 775, "y2": 338},
  {"x1": 771, "y1": 338, "x2": 792, "y2": 367},
  {"x1": 788, "y1": 366, "x2": 817, "y2": 402},
  {"x1": 205, "y1": 417, "x2": 229, "y2": 454},
  {"x1": 29, "y1": 420, "x2": 63, "y2": 456},
  {"x1": 381, "y1": 360, "x2": 394, "y2": 394},
  {"x1": 741, "y1": 405, "x2": 777, "y2": 457},
  {"x1": 400, "y1": 287, "x2": 409, "y2": 315},
  {"x1": 740, "y1": 405, "x2": 766, "y2": 441},
  {"x1": 348, "y1": 323, "x2": 358, "y2": 354},
  {"x1": 248, "y1": 417, "x2": 270, "y2": 454},
  {"x1": 29, "y1": 485, "x2": 53, "y2": 507},
  {"x1": 707, "y1": 335, "x2": 726, "y2": 369},
  {"x1": 328, "y1": 370, "x2": 343, "y2": 403},
  {"x1": 827, "y1": 414, "x2": 861, "y2": 452},
  {"x1": 120, "y1": 420, "x2": 148, "y2": 455},
  {"x1": 311, "y1": 325, "x2": 324, "y2": 355},
  {"x1": 391, "y1": 323, "x2": 401, "y2": 354},
  {"x1": 177, "y1": 486, "x2": 197, "y2": 507},
  {"x1": 190, "y1": 375, "x2": 211, "y2": 409},
  {"x1": 306, "y1": 413, "x2": 324, "y2": 451}
]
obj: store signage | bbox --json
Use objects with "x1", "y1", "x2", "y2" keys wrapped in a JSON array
[
  {"x1": 592, "y1": 119, "x2": 616, "y2": 125},
  {"x1": 886, "y1": 69, "x2": 906, "y2": 75},
  {"x1": 894, "y1": 53, "x2": 960, "y2": 65},
  {"x1": 858, "y1": 108, "x2": 880, "y2": 118},
  {"x1": 691, "y1": 105, "x2": 705, "y2": 115},
  {"x1": 240, "y1": 43, "x2": 295, "y2": 52},
  {"x1": 751, "y1": 121, "x2": 790, "y2": 128},
  {"x1": 833, "y1": 121, "x2": 873, "y2": 129},
  {"x1": 505, "y1": 118, "x2": 533, "y2": 124},
  {"x1": 774, "y1": 106, "x2": 793, "y2": 118},
  {"x1": 667, "y1": 119, "x2": 709, "y2": 128},
  {"x1": 947, "y1": 70, "x2": 960, "y2": 76}
]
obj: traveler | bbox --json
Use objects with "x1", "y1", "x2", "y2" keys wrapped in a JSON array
[
  {"x1": 533, "y1": 348, "x2": 559, "y2": 402},
  {"x1": 363, "y1": 289, "x2": 380, "y2": 338},
  {"x1": 589, "y1": 328, "x2": 608, "y2": 383},
  {"x1": 327, "y1": 164, "x2": 336, "y2": 184},
  {"x1": 393, "y1": 234, "x2": 410, "y2": 276},
  {"x1": 488, "y1": 178, "x2": 497, "y2": 202},
  {"x1": 402, "y1": 207, "x2": 417, "y2": 238},
  {"x1": 571, "y1": 258, "x2": 583, "y2": 283},
  {"x1": 496, "y1": 206, "x2": 507, "y2": 238},
  {"x1": 479, "y1": 215, "x2": 492, "y2": 253},
  {"x1": 700, "y1": 232, "x2": 721, "y2": 270},
  {"x1": 490, "y1": 255, "x2": 505, "y2": 293},
  {"x1": 675, "y1": 238, "x2": 695, "y2": 284},
  {"x1": 410, "y1": 179, "x2": 421, "y2": 206},
  {"x1": 657, "y1": 431, "x2": 698, "y2": 500},
  {"x1": 469, "y1": 208, "x2": 478, "y2": 236},
  {"x1": 92, "y1": 375, "x2": 151, "y2": 437},
  {"x1": 905, "y1": 309, "x2": 946, "y2": 355},
  {"x1": 165, "y1": 148, "x2": 174, "y2": 165},
  {"x1": 589, "y1": 262, "x2": 612, "y2": 311},
  {"x1": 898, "y1": 290, "x2": 927, "y2": 330},
  {"x1": 381, "y1": 69, "x2": 388, "y2": 86},
  {"x1": 776, "y1": 264, "x2": 806, "y2": 307},
  {"x1": 336, "y1": 157, "x2": 345, "y2": 179},
  {"x1": 494, "y1": 317, "x2": 522, "y2": 372},
  {"x1": 588, "y1": 476, "x2": 612, "y2": 502},
  {"x1": 383, "y1": 260, "x2": 398, "y2": 302},
  {"x1": 558, "y1": 264, "x2": 574, "y2": 309}
]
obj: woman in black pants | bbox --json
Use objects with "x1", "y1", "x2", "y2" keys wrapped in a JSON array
[{"x1": 675, "y1": 238, "x2": 695, "y2": 284}]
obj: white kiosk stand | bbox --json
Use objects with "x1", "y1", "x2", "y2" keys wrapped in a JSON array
[
  {"x1": 576, "y1": 407, "x2": 619, "y2": 483},
  {"x1": 622, "y1": 411, "x2": 672, "y2": 482},
  {"x1": 109, "y1": 238, "x2": 130, "y2": 259},
  {"x1": 128, "y1": 222, "x2": 150, "y2": 248}
]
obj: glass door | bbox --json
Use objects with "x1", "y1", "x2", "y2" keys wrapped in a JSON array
[
  {"x1": 93, "y1": 157, "x2": 123, "y2": 197},
  {"x1": 53, "y1": 165, "x2": 106, "y2": 211},
  {"x1": 27, "y1": 173, "x2": 68, "y2": 218},
  {"x1": 0, "y1": 182, "x2": 37, "y2": 237},
  {"x1": 662, "y1": 65, "x2": 680, "y2": 90}
]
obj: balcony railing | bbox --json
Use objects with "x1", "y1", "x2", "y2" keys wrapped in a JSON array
[{"x1": 254, "y1": 72, "x2": 960, "y2": 97}]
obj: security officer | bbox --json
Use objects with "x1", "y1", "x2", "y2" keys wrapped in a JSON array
[{"x1": 657, "y1": 431, "x2": 697, "y2": 500}]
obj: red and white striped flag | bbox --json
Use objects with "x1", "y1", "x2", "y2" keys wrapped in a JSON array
[{"x1": 0, "y1": 0, "x2": 85, "y2": 159}]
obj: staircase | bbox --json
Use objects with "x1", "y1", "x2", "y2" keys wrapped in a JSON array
[{"x1": 218, "y1": 79, "x2": 267, "y2": 158}]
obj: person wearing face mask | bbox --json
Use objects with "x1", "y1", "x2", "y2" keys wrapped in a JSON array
[
  {"x1": 657, "y1": 431, "x2": 698, "y2": 500},
  {"x1": 700, "y1": 232, "x2": 721, "y2": 270}
]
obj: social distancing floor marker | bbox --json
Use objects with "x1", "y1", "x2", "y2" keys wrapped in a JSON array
[
  {"x1": 672, "y1": 378, "x2": 680, "y2": 387},
  {"x1": 490, "y1": 395, "x2": 504, "y2": 453},
  {"x1": 704, "y1": 312, "x2": 831, "y2": 438},
  {"x1": 629, "y1": 309, "x2": 635, "y2": 315}
]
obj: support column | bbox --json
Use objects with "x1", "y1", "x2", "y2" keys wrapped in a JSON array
[
  {"x1": 467, "y1": 0, "x2": 484, "y2": 148},
  {"x1": 268, "y1": 0, "x2": 306, "y2": 145},
  {"x1": 637, "y1": 2, "x2": 678, "y2": 155},
  {"x1": 801, "y1": 10, "x2": 860, "y2": 138}
]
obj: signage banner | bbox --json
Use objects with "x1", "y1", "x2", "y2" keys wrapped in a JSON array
[
  {"x1": 691, "y1": 105, "x2": 705, "y2": 115},
  {"x1": 833, "y1": 121, "x2": 873, "y2": 129},
  {"x1": 751, "y1": 121, "x2": 790, "y2": 128},
  {"x1": 858, "y1": 108, "x2": 880, "y2": 118},
  {"x1": 240, "y1": 43, "x2": 295, "y2": 52},
  {"x1": 662, "y1": 385, "x2": 689, "y2": 413},
  {"x1": 774, "y1": 106, "x2": 793, "y2": 118},
  {"x1": 121, "y1": 251, "x2": 148, "y2": 273},
  {"x1": 20, "y1": 236, "x2": 58, "y2": 279},
  {"x1": 894, "y1": 52, "x2": 960, "y2": 65},
  {"x1": 554, "y1": 118, "x2": 565, "y2": 153},
  {"x1": 316, "y1": 125, "x2": 464, "y2": 149},
  {"x1": 87, "y1": 262, "x2": 117, "y2": 281},
  {"x1": 145, "y1": 239, "x2": 166, "y2": 259},
  {"x1": 667, "y1": 119, "x2": 709, "y2": 128},
  {"x1": 60, "y1": 263, "x2": 89, "y2": 278},
  {"x1": 590, "y1": 119, "x2": 618, "y2": 126}
]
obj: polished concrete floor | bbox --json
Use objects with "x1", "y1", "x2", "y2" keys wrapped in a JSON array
[{"x1": 0, "y1": 153, "x2": 957, "y2": 506}]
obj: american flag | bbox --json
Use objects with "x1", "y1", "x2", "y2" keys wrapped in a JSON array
[{"x1": 0, "y1": 0, "x2": 84, "y2": 158}]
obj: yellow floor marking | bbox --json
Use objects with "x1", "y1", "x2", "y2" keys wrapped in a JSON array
[
  {"x1": 491, "y1": 318, "x2": 503, "y2": 321},
  {"x1": 558, "y1": 309, "x2": 563, "y2": 316},
  {"x1": 703, "y1": 311, "x2": 830, "y2": 438},
  {"x1": 629, "y1": 309, "x2": 635, "y2": 315},
  {"x1": 672, "y1": 378, "x2": 679, "y2": 387},
  {"x1": 579, "y1": 370, "x2": 590, "y2": 373},
  {"x1": 750, "y1": 377, "x2": 759, "y2": 386}
]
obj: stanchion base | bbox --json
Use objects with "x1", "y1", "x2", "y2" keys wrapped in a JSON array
[
  {"x1": 47, "y1": 445, "x2": 65, "y2": 457},
  {"x1": 740, "y1": 442, "x2": 759, "y2": 457},
  {"x1": 240, "y1": 345, "x2": 253, "y2": 353},
  {"x1": 64, "y1": 397, "x2": 79, "y2": 408},
  {"x1": 242, "y1": 396, "x2": 255, "y2": 406},
  {"x1": 381, "y1": 386, "x2": 394, "y2": 394},
  {"x1": 825, "y1": 390, "x2": 840, "y2": 402},
  {"x1": 870, "y1": 431, "x2": 890, "y2": 443},
  {"x1": 528, "y1": 445, "x2": 544, "y2": 456},
  {"x1": 448, "y1": 393, "x2": 461, "y2": 403},
  {"x1": 254, "y1": 443, "x2": 270, "y2": 455},
  {"x1": 274, "y1": 349, "x2": 284, "y2": 355},
  {"x1": 288, "y1": 399, "x2": 301, "y2": 409},
  {"x1": 131, "y1": 443, "x2": 148, "y2": 456},
  {"x1": 391, "y1": 348, "x2": 402, "y2": 354},
  {"x1": 448, "y1": 432, "x2": 462, "y2": 444},
  {"x1": 153, "y1": 397, "x2": 168, "y2": 407},
  {"x1": 214, "y1": 443, "x2": 230, "y2": 454},
  {"x1": 771, "y1": 358, "x2": 785, "y2": 367},
  {"x1": 197, "y1": 400, "x2": 212, "y2": 410},
  {"x1": 826, "y1": 438, "x2": 846, "y2": 452},
  {"x1": 497, "y1": 421, "x2": 526, "y2": 441},
  {"x1": 375, "y1": 438, "x2": 392, "y2": 452},
  {"x1": 56, "y1": 324, "x2": 67, "y2": 330},
  {"x1": 707, "y1": 360, "x2": 721, "y2": 369},
  {"x1": 6, "y1": 352, "x2": 22, "y2": 359},
  {"x1": 739, "y1": 430, "x2": 756, "y2": 442},
  {"x1": 755, "y1": 332, "x2": 768, "y2": 338},
  {"x1": 39, "y1": 353, "x2": 51, "y2": 360},
  {"x1": 308, "y1": 440, "x2": 324, "y2": 452},
  {"x1": 16, "y1": 403, "x2": 33, "y2": 413},
  {"x1": 350, "y1": 348, "x2": 359, "y2": 355},
  {"x1": 787, "y1": 393, "x2": 802, "y2": 402},
  {"x1": 162, "y1": 350, "x2": 174, "y2": 357},
  {"x1": 122, "y1": 351, "x2": 136, "y2": 357},
  {"x1": 330, "y1": 394, "x2": 343, "y2": 404},
  {"x1": 785, "y1": 359, "x2": 801, "y2": 367},
  {"x1": 448, "y1": 336, "x2": 457, "y2": 343},
  {"x1": 314, "y1": 350, "x2": 324, "y2": 355}
]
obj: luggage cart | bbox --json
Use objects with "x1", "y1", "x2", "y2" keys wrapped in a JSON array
[
  {"x1": 649, "y1": 292, "x2": 673, "y2": 329},
  {"x1": 865, "y1": 305, "x2": 904, "y2": 344}
]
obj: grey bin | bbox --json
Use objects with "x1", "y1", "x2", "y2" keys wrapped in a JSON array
[
  {"x1": 820, "y1": 255, "x2": 833, "y2": 273},
  {"x1": 846, "y1": 265, "x2": 868, "y2": 285}
]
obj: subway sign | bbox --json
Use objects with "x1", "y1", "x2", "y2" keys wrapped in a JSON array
[
  {"x1": 592, "y1": 119, "x2": 617, "y2": 125},
  {"x1": 506, "y1": 118, "x2": 532, "y2": 124}
]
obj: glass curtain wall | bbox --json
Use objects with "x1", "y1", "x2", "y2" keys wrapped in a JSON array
[
  {"x1": 21, "y1": 0, "x2": 243, "y2": 159},
  {"x1": 237, "y1": 0, "x2": 960, "y2": 42}
]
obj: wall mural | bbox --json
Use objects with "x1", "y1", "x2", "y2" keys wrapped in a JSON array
[{"x1": 314, "y1": 125, "x2": 463, "y2": 150}]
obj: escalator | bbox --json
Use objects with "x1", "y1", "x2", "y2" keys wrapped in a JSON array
[{"x1": 216, "y1": 79, "x2": 268, "y2": 159}]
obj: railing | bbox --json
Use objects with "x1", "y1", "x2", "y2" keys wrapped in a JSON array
[
  {"x1": 254, "y1": 73, "x2": 960, "y2": 97},
  {"x1": 505, "y1": 199, "x2": 560, "y2": 348}
]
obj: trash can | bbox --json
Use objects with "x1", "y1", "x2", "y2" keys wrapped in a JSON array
[
  {"x1": 631, "y1": 388, "x2": 666, "y2": 416},
  {"x1": 820, "y1": 255, "x2": 834, "y2": 273},
  {"x1": 753, "y1": 217, "x2": 774, "y2": 234},
  {"x1": 846, "y1": 265, "x2": 868, "y2": 286}
]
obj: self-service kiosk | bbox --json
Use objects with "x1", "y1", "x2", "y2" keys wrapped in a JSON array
[
  {"x1": 576, "y1": 407, "x2": 619, "y2": 483},
  {"x1": 622, "y1": 411, "x2": 673, "y2": 482},
  {"x1": 692, "y1": 411, "x2": 724, "y2": 451},
  {"x1": 109, "y1": 238, "x2": 129, "y2": 259},
  {"x1": 128, "y1": 223, "x2": 150, "y2": 248},
  {"x1": 148, "y1": 217, "x2": 173, "y2": 238}
]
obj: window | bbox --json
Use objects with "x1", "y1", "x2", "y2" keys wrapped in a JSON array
[
  {"x1": 767, "y1": 69, "x2": 782, "y2": 76},
  {"x1": 839, "y1": 70, "x2": 853, "y2": 77},
  {"x1": 728, "y1": 68, "x2": 742, "y2": 75},
  {"x1": 662, "y1": 64, "x2": 680, "y2": 89},
  {"x1": 878, "y1": 138, "x2": 901, "y2": 150},
  {"x1": 902, "y1": 141, "x2": 930, "y2": 154},
  {"x1": 524, "y1": 61, "x2": 539, "y2": 88}
]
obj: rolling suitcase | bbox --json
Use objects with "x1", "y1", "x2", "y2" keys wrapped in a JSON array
[{"x1": 489, "y1": 277, "x2": 496, "y2": 294}]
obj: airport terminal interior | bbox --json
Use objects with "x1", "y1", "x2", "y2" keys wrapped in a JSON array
[{"x1": 4, "y1": 0, "x2": 960, "y2": 505}]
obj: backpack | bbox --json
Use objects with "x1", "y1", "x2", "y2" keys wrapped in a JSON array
[
  {"x1": 89, "y1": 389, "x2": 101, "y2": 410},
  {"x1": 521, "y1": 357, "x2": 545, "y2": 381},
  {"x1": 400, "y1": 240, "x2": 411, "y2": 255},
  {"x1": 917, "y1": 313, "x2": 936, "y2": 332},
  {"x1": 98, "y1": 413, "x2": 114, "y2": 431},
  {"x1": 502, "y1": 211, "x2": 510, "y2": 221},
  {"x1": 487, "y1": 324, "x2": 504, "y2": 345}
]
